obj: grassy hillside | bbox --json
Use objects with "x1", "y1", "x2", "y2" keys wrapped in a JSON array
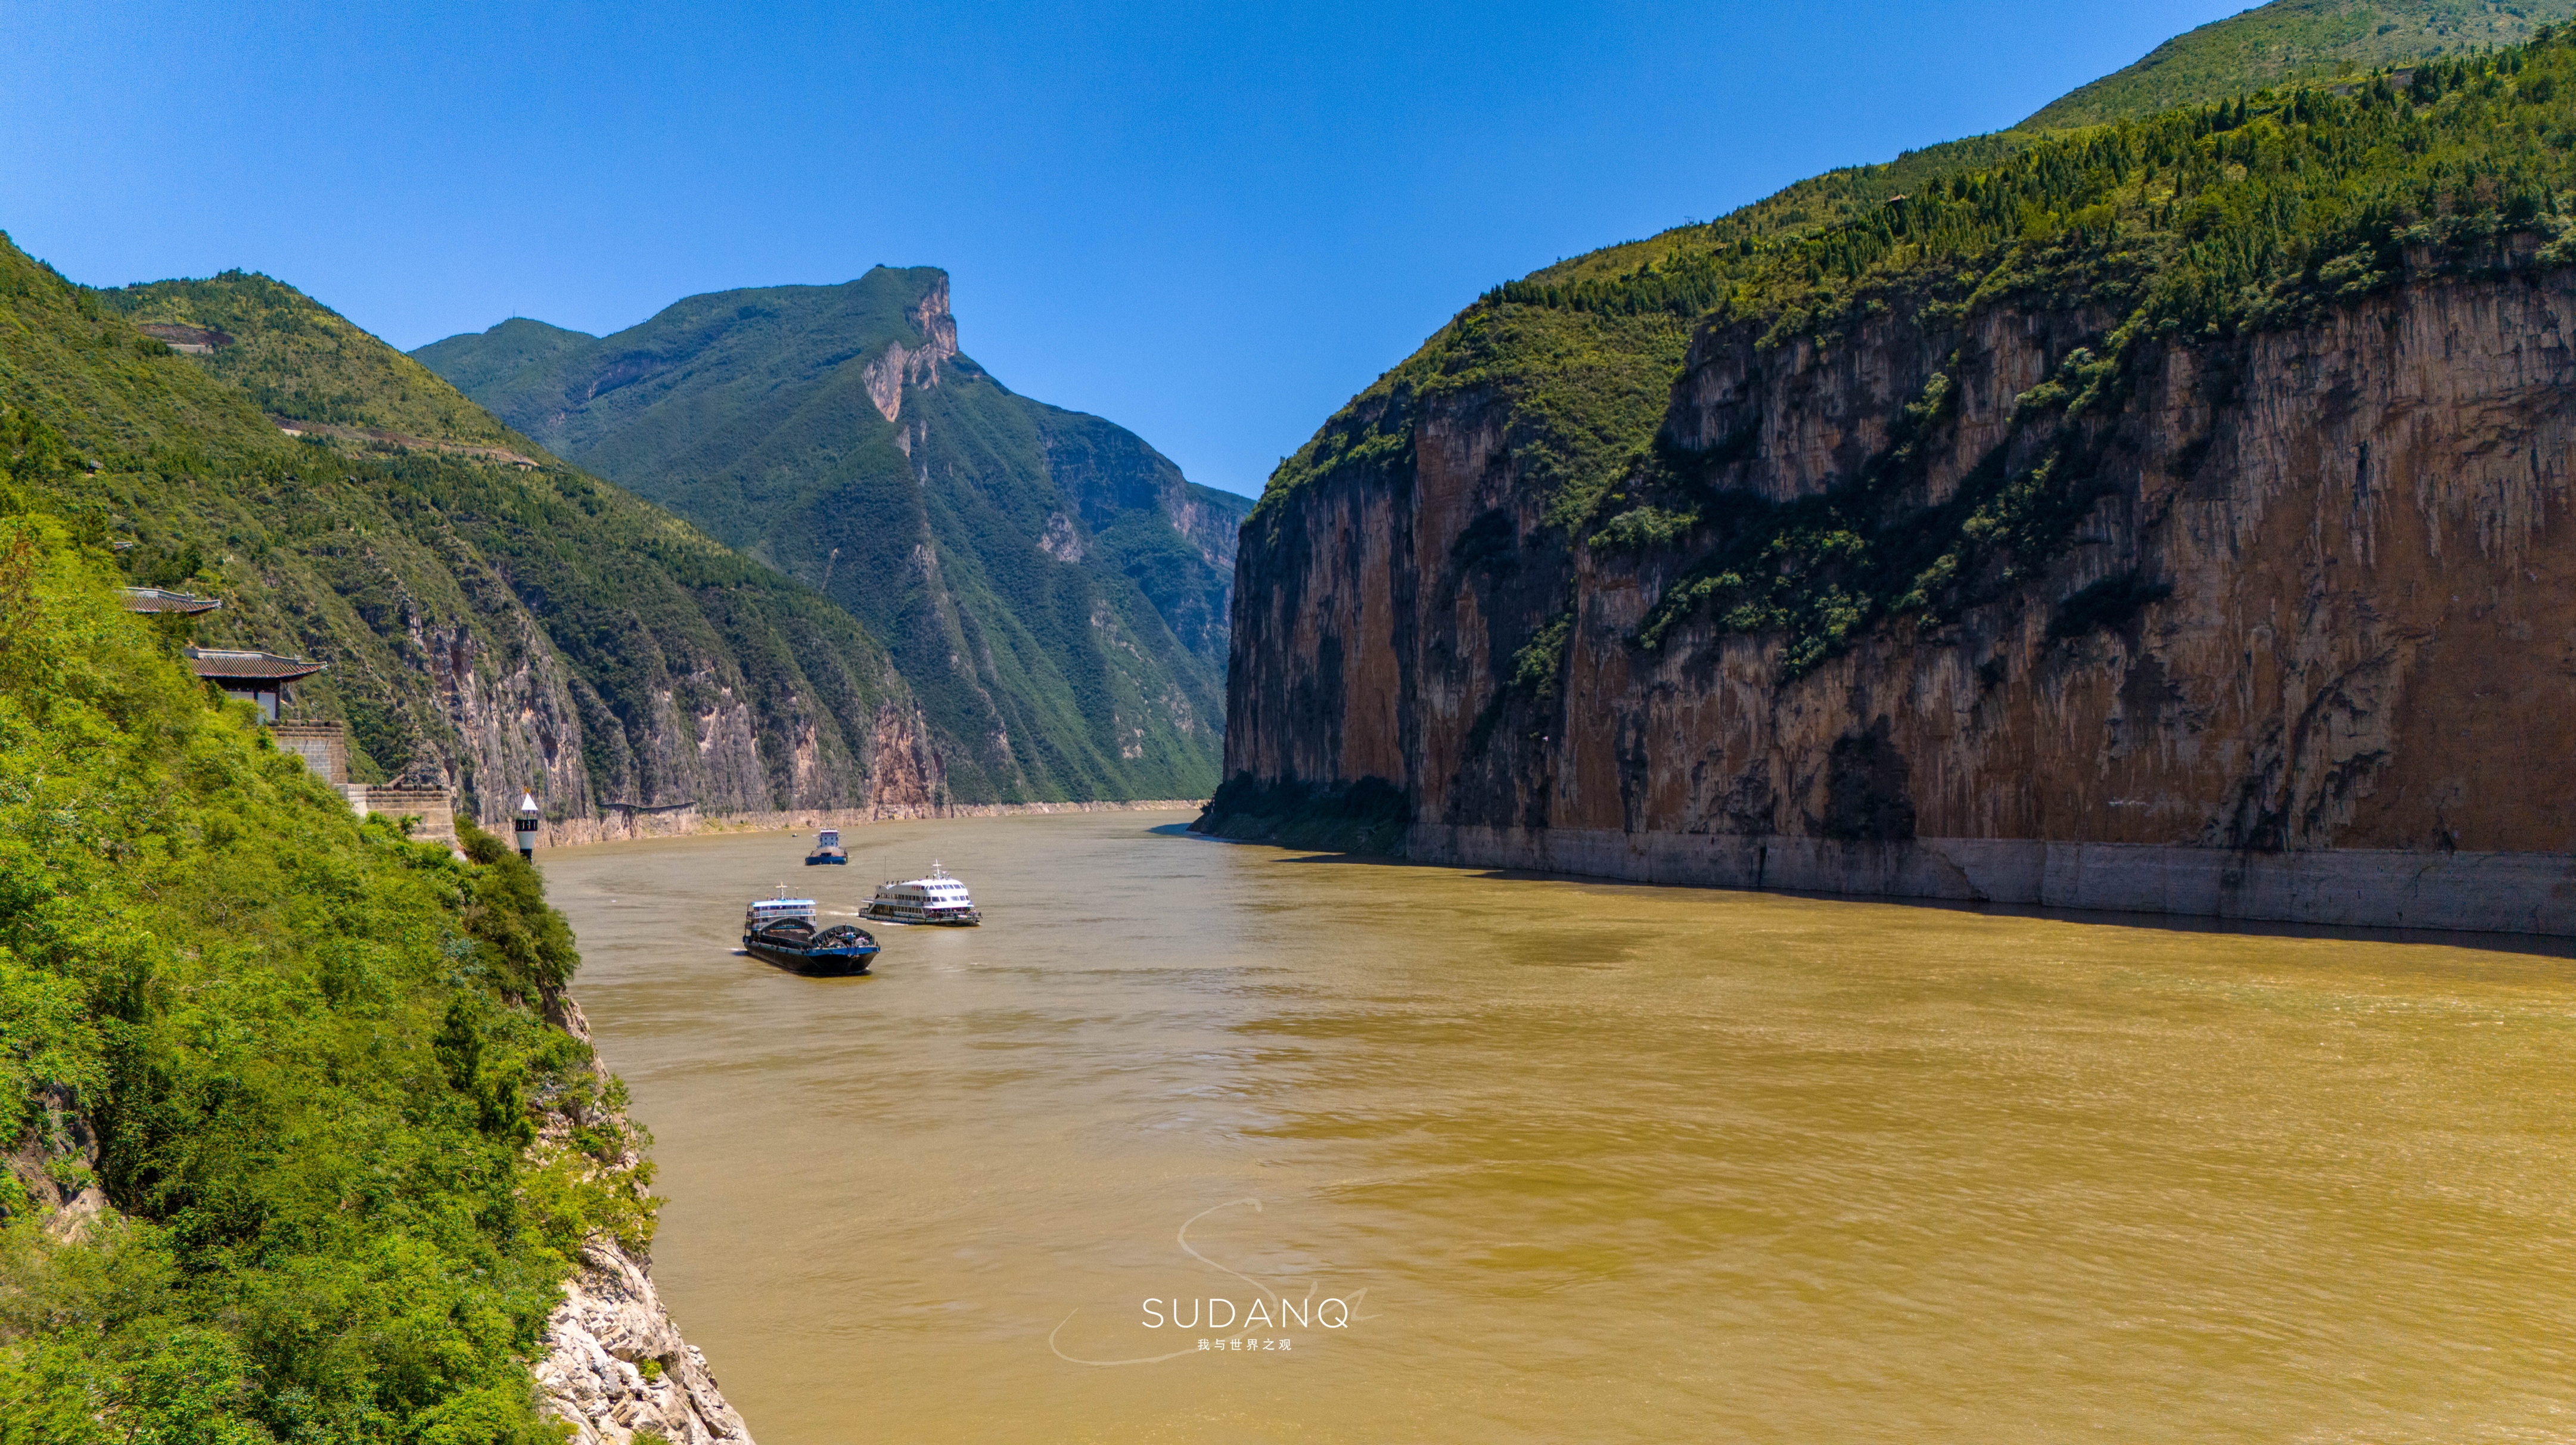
[
  {"x1": 1, "y1": 244, "x2": 924, "y2": 819},
  {"x1": 0, "y1": 512, "x2": 637, "y2": 1440},
  {"x1": 421, "y1": 274, "x2": 1251, "y2": 803},
  {"x1": 2028, "y1": 0, "x2": 2576, "y2": 128}
]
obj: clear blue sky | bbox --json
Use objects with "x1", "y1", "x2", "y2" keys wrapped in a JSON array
[{"x1": 3, "y1": 1, "x2": 2243, "y2": 497}]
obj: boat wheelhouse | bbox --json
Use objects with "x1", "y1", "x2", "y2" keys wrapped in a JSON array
[
  {"x1": 741, "y1": 889, "x2": 879, "y2": 976},
  {"x1": 804, "y1": 827, "x2": 848, "y2": 866},
  {"x1": 865, "y1": 863, "x2": 981, "y2": 926}
]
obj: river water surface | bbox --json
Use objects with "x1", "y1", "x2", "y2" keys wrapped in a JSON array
[{"x1": 541, "y1": 812, "x2": 2576, "y2": 1443}]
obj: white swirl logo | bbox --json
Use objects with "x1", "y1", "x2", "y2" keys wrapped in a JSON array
[{"x1": 1048, "y1": 1198, "x2": 1372, "y2": 1366}]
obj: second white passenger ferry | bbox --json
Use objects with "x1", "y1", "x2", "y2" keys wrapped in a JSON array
[{"x1": 865, "y1": 863, "x2": 982, "y2": 926}]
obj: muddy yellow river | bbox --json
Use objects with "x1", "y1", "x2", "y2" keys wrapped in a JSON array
[{"x1": 541, "y1": 812, "x2": 2576, "y2": 1442}]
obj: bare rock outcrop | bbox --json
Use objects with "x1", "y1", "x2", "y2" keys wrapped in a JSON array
[
  {"x1": 862, "y1": 275, "x2": 961, "y2": 422},
  {"x1": 536, "y1": 1238, "x2": 756, "y2": 1445}
]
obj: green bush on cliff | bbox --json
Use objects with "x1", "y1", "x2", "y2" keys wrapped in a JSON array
[
  {"x1": 0, "y1": 514, "x2": 628, "y2": 1440},
  {"x1": 1507, "y1": 36, "x2": 2576, "y2": 345}
]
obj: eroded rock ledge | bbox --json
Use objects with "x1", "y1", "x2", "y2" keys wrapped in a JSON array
[
  {"x1": 536, "y1": 1236, "x2": 755, "y2": 1445},
  {"x1": 535, "y1": 994, "x2": 757, "y2": 1445}
]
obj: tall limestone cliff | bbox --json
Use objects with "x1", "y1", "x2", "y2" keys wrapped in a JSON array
[
  {"x1": 418, "y1": 270, "x2": 1251, "y2": 804},
  {"x1": 1208, "y1": 18, "x2": 2576, "y2": 933}
]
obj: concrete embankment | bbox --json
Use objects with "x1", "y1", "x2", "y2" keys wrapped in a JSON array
[
  {"x1": 536, "y1": 798, "x2": 1205, "y2": 848},
  {"x1": 1408, "y1": 825, "x2": 2576, "y2": 937}
]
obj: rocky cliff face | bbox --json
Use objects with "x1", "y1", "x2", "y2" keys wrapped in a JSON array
[
  {"x1": 311, "y1": 549, "x2": 946, "y2": 837},
  {"x1": 1213, "y1": 257, "x2": 2576, "y2": 928},
  {"x1": 533, "y1": 997, "x2": 757, "y2": 1445}
]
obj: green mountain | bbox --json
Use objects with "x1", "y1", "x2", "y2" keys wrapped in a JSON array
[
  {"x1": 0, "y1": 506, "x2": 622, "y2": 1440},
  {"x1": 1260, "y1": 0, "x2": 2576, "y2": 550},
  {"x1": 1217, "y1": 2, "x2": 2576, "y2": 849},
  {"x1": 0, "y1": 247, "x2": 941, "y2": 826},
  {"x1": 417, "y1": 270, "x2": 1248, "y2": 803},
  {"x1": 2027, "y1": 0, "x2": 2576, "y2": 129}
]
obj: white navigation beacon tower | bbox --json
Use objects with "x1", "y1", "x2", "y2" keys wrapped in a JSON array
[{"x1": 515, "y1": 791, "x2": 540, "y2": 860}]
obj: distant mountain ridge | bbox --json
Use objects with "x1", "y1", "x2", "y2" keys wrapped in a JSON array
[{"x1": 419, "y1": 270, "x2": 1247, "y2": 803}]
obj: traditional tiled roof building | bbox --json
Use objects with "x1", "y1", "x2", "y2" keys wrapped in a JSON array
[{"x1": 183, "y1": 646, "x2": 325, "y2": 721}]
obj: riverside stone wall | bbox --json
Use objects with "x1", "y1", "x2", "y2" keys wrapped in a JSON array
[
  {"x1": 1411, "y1": 825, "x2": 2576, "y2": 936},
  {"x1": 534, "y1": 798, "x2": 1205, "y2": 849},
  {"x1": 1217, "y1": 257, "x2": 2576, "y2": 937}
]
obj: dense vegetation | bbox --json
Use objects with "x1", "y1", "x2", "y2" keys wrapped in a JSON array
[
  {"x1": 1483, "y1": 0, "x2": 2576, "y2": 309},
  {"x1": 102, "y1": 275, "x2": 539, "y2": 454},
  {"x1": 1, "y1": 243, "x2": 920, "y2": 816},
  {"x1": 0, "y1": 514, "x2": 642, "y2": 1441},
  {"x1": 1254, "y1": 9, "x2": 2576, "y2": 692},
  {"x1": 2026, "y1": 0, "x2": 2576, "y2": 129},
  {"x1": 421, "y1": 275, "x2": 1250, "y2": 803}
]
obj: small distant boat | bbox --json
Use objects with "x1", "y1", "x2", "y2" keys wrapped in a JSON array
[
  {"x1": 742, "y1": 890, "x2": 879, "y2": 975},
  {"x1": 804, "y1": 826, "x2": 848, "y2": 866},
  {"x1": 865, "y1": 862, "x2": 982, "y2": 927}
]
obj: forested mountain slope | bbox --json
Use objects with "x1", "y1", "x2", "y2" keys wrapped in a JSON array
[
  {"x1": 0, "y1": 247, "x2": 942, "y2": 831},
  {"x1": 1527, "y1": 0, "x2": 2576, "y2": 299},
  {"x1": 419, "y1": 271, "x2": 1248, "y2": 803},
  {"x1": 2028, "y1": 0, "x2": 2576, "y2": 129},
  {"x1": 1207, "y1": 15, "x2": 2576, "y2": 931},
  {"x1": 0, "y1": 511, "x2": 636, "y2": 1439}
]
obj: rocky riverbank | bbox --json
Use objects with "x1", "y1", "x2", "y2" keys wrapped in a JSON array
[{"x1": 532, "y1": 995, "x2": 757, "y2": 1445}]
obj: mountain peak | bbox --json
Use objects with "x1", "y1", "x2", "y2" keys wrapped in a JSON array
[{"x1": 868, "y1": 271, "x2": 960, "y2": 422}]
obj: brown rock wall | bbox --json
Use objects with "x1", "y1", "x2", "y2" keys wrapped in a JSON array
[{"x1": 1219, "y1": 266, "x2": 2576, "y2": 927}]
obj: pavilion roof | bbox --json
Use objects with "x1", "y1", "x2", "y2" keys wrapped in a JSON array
[{"x1": 184, "y1": 647, "x2": 326, "y2": 683}]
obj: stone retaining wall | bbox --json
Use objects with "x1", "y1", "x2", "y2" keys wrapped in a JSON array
[
  {"x1": 1408, "y1": 825, "x2": 2576, "y2": 937},
  {"x1": 533, "y1": 799, "x2": 1205, "y2": 849}
]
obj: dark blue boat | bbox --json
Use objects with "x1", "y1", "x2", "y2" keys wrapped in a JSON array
[
  {"x1": 804, "y1": 827, "x2": 848, "y2": 866},
  {"x1": 742, "y1": 894, "x2": 878, "y2": 976}
]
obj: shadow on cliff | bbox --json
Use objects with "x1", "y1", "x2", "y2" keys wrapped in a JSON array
[{"x1": 1187, "y1": 775, "x2": 1412, "y2": 857}]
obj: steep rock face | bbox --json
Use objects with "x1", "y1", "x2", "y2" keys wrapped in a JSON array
[
  {"x1": 419, "y1": 269, "x2": 1251, "y2": 804},
  {"x1": 1217, "y1": 263, "x2": 2576, "y2": 927},
  {"x1": 538, "y1": 1238, "x2": 756, "y2": 1445}
]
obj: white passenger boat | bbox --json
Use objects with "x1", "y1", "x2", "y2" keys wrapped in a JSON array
[{"x1": 865, "y1": 863, "x2": 982, "y2": 926}]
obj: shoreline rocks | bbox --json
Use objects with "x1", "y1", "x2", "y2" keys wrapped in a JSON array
[{"x1": 533, "y1": 992, "x2": 757, "y2": 1445}]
